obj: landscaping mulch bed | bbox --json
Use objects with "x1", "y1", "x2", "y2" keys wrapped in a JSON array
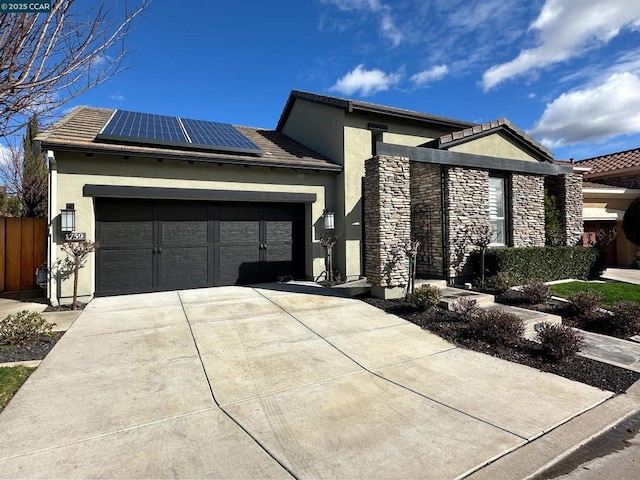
[
  {"x1": 363, "y1": 297, "x2": 640, "y2": 394},
  {"x1": 0, "y1": 332, "x2": 64, "y2": 363}
]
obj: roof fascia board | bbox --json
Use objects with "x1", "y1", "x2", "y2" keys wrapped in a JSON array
[
  {"x1": 351, "y1": 103, "x2": 474, "y2": 129},
  {"x1": 583, "y1": 187, "x2": 640, "y2": 198},
  {"x1": 83, "y1": 185, "x2": 317, "y2": 203},
  {"x1": 377, "y1": 142, "x2": 572, "y2": 175},
  {"x1": 585, "y1": 165, "x2": 640, "y2": 179},
  {"x1": 39, "y1": 143, "x2": 342, "y2": 172}
]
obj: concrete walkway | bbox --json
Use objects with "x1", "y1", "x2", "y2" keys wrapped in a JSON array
[
  {"x1": 0, "y1": 284, "x2": 636, "y2": 478},
  {"x1": 601, "y1": 267, "x2": 640, "y2": 285}
]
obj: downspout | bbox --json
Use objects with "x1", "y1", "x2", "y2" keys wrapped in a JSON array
[{"x1": 47, "y1": 150, "x2": 59, "y2": 306}]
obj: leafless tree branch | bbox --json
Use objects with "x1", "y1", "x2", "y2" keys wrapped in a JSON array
[{"x1": 0, "y1": 0, "x2": 150, "y2": 136}]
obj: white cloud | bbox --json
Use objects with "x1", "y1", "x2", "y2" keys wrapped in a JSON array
[
  {"x1": 330, "y1": 64, "x2": 402, "y2": 96},
  {"x1": 0, "y1": 144, "x2": 12, "y2": 167},
  {"x1": 410, "y1": 65, "x2": 449, "y2": 86},
  {"x1": 529, "y1": 72, "x2": 640, "y2": 147},
  {"x1": 109, "y1": 93, "x2": 125, "y2": 101},
  {"x1": 322, "y1": 0, "x2": 403, "y2": 46},
  {"x1": 482, "y1": 0, "x2": 640, "y2": 90}
]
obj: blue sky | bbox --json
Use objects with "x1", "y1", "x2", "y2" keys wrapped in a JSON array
[{"x1": 12, "y1": 0, "x2": 640, "y2": 161}]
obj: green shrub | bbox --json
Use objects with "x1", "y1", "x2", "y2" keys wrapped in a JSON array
[
  {"x1": 536, "y1": 323, "x2": 584, "y2": 361},
  {"x1": 469, "y1": 309, "x2": 524, "y2": 346},
  {"x1": 407, "y1": 285, "x2": 442, "y2": 311},
  {"x1": 484, "y1": 272, "x2": 520, "y2": 293},
  {"x1": 470, "y1": 246, "x2": 602, "y2": 283},
  {"x1": 450, "y1": 297, "x2": 480, "y2": 320},
  {"x1": 520, "y1": 280, "x2": 552, "y2": 305},
  {"x1": 568, "y1": 291, "x2": 602, "y2": 318},
  {"x1": 0, "y1": 310, "x2": 53, "y2": 347},
  {"x1": 610, "y1": 302, "x2": 640, "y2": 337}
]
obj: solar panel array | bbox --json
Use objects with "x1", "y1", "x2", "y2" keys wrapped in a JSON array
[{"x1": 96, "y1": 110, "x2": 262, "y2": 155}]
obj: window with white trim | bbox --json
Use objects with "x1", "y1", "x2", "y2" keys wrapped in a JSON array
[{"x1": 489, "y1": 176, "x2": 506, "y2": 246}]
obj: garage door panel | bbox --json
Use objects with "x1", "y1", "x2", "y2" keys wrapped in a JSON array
[
  {"x1": 162, "y1": 221, "x2": 208, "y2": 244},
  {"x1": 99, "y1": 249, "x2": 153, "y2": 293},
  {"x1": 159, "y1": 246, "x2": 208, "y2": 289},
  {"x1": 266, "y1": 245, "x2": 292, "y2": 262},
  {"x1": 218, "y1": 246, "x2": 260, "y2": 285},
  {"x1": 100, "y1": 222, "x2": 154, "y2": 247},
  {"x1": 267, "y1": 221, "x2": 293, "y2": 244},
  {"x1": 220, "y1": 221, "x2": 259, "y2": 244}
]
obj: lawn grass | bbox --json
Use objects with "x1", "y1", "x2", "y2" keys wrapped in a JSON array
[
  {"x1": 550, "y1": 281, "x2": 640, "y2": 307},
  {"x1": 0, "y1": 366, "x2": 35, "y2": 413}
]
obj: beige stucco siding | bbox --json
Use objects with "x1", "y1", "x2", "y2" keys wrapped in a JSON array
[
  {"x1": 281, "y1": 99, "x2": 345, "y2": 166},
  {"x1": 52, "y1": 152, "x2": 335, "y2": 303},
  {"x1": 449, "y1": 132, "x2": 539, "y2": 162}
]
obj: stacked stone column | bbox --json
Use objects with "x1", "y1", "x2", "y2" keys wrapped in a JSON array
[
  {"x1": 546, "y1": 173, "x2": 583, "y2": 246},
  {"x1": 363, "y1": 155, "x2": 411, "y2": 298},
  {"x1": 511, "y1": 173, "x2": 545, "y2": 246}
]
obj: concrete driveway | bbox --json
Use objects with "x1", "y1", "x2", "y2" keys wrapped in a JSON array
[{"x1": 0, "y1": 283, "x2": 614, "y2": 479}]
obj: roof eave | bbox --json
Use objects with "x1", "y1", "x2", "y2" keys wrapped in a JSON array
[{"x1": 39, "y1": 142, "x2": 343, "y2": 173}]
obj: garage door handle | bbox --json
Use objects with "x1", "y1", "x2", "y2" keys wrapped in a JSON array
[
  {"x1": 158, "y1": 247, "x2": 162, "y2": 254},
  {"x1": 153, "y1": 247, "x2": 157, "y2": 254}
]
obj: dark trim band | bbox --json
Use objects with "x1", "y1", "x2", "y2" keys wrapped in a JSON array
[
  {"x1": 377, "y1": 143, "x2": 573, "y2": 175},
  {"x1": 83, "y1": 185, "x2": 317, "y2": 203}
]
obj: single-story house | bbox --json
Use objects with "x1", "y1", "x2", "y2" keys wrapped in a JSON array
[
  {"x1": 576, "y1": 148, "x2": 640, "y2": 267},
  {"x1": 36, "y1": 90, "x2": 581, "y2": 304}
]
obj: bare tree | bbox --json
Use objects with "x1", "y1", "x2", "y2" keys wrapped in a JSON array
[
  {"x1": 59, "y1": 239, "x2": 100, "y2": 310},
  {"x1": 0, "y1": 115, "x2": 47, "y2": 216},
  {"x1": 0, "y1": 0, "x2": 150, "y2": 136}
]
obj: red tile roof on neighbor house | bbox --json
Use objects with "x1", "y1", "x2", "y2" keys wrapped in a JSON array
[
  {"x1": 36, "y1": 106, "x2": 342, "y2": 172},
  {"x1": 428, "y1": 118, "x2": 554, "y2": 162},
  {"x1": 576, "y1": 147, "x2": 640, "y2": 176}
]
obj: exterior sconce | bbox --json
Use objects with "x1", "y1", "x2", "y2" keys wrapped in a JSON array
[
  {"x1": 61, "y1": 203, "x2": 75, "y2": 233},
  {"x1": 323, "y1": 210, "x2": 335, "y2": 230}
]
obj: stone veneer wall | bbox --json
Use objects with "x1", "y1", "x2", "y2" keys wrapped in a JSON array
[
  {"x1": 445, "y1": 167, "x2": 490, "y2": 280},
  {"x1": 363, "y1": 155, "x2": 411, "y2": 288},
  {"x1": 546, "y1": 173, "x2": 584, "y2": 246},
  {"x1": 511, "y1": 174, "x2": 545, "y2": 246},
  {"x1": 410, "y1": 162, "x2": 444, "y2": 278}
]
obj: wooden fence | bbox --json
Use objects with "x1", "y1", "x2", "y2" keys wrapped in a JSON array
[{"x1": 0, "y1": 217, "x2": 47, "y2": 292}]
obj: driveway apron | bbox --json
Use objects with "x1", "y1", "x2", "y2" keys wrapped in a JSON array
[{"x1": 0, "y1": 284, "x2": 613, "y2": 479}]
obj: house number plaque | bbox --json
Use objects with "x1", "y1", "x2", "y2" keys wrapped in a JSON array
[{"x1": 64, "y1": 232, "x2": 86, "y2": 242}]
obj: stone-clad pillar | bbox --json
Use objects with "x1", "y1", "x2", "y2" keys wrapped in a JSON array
[
  {"x1": 511, "y1": 174, "x2": 545, "y2": 247},
  {"x1": 363, "y1": 154, "x2": 411, "y2": 298},
  {"x1": 547, "y1": 173, "x2": 583, "y2": 246}
]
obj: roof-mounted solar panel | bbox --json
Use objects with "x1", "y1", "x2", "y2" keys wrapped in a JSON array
[
  {"x1": 180, "y1": 118, "x2": 262, "y2": 155},
  {"x1": 96, "y1": 109, "x2": 263, "y2": 156}
]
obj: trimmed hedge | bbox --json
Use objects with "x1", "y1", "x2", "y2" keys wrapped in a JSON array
[{"x1": 469, "y1": 246, "x2": 602, "y2": 283}]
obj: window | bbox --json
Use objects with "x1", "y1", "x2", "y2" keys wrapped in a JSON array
[{"x1": 489, "y1": 177, "x2": 506, "y2": 246}]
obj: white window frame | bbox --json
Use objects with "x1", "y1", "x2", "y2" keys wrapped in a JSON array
[{"x1": 489, "y1": 176, "x2": 506, "y2": 246}]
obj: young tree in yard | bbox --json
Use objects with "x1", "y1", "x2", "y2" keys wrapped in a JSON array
[
  {"x1": 60, "y1": 240, "x2": 100, "y2": 310},
  {"x1": 0, "y1": 116, "x2": 47, "y2": 216},
  {"x1": 467, "y1": 225, "x2": 492, "y2": 288},
  {"x1": 544, "y1": 189, "x2": 564, "y2": 246},
  {"x1": 0, "y1": 0, "x2": 150, "y2": 136}
]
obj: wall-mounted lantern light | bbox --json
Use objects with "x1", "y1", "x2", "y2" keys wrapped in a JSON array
[
  {"x1": 323, "y1": 209, "x2": 335, "y2": 230},
  {"x1": 61, "y1": 203, "x2": 75, "y2": 232}
]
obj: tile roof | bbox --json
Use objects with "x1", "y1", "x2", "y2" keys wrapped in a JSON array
[
  {"x1": 576, "y1": 147, "x2": 640, "y2": 176},
  {"x1": 276, "y1": 90, "x2": 475, "y2": 131},
  {"x1": 428, "y1": 118, "x2": 554, "y2": 162},
  {"x1": 36, "y1": 106, "x2": 341, "y2": 172}
]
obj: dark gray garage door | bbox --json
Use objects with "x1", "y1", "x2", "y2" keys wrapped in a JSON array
[{"x1": 95, "y1": 198, "x2": 304, "y2": 296}]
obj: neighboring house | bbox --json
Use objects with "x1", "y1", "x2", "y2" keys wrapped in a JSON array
[
  {"x1": 36, "y1": 90, "x2": 580, "y2": 305},
  {"x1": 576, "y1": 148, "x2": 640, "y2": 267}
]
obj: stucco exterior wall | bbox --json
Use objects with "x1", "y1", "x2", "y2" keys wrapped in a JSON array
[
  {"x1": 449, "y1": 132, "x2": 540, "y2": 162},
  {"x1": 511, "y1": 174, "x2": 545, "y2": 246},
  {"x1": 52, "y1": 152, "x2": 335, "y2": 304}
]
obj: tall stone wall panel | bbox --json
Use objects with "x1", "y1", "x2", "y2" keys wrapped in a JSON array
[
  {"x1": 410, "y1": 162, "x2": 444, "y2": 278},
  {"x1": 546, "y1": 173, "x2": 583, "y2": 246},
  {"x1": 511, "y1": 174, "x2": 545, "y2": 247},
  {"x1": 445, "y1": 167, "x2": 490, "y2": 280},
  {"x1": 363, "y1": 155, "x2": 411, "y2": 288}
]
